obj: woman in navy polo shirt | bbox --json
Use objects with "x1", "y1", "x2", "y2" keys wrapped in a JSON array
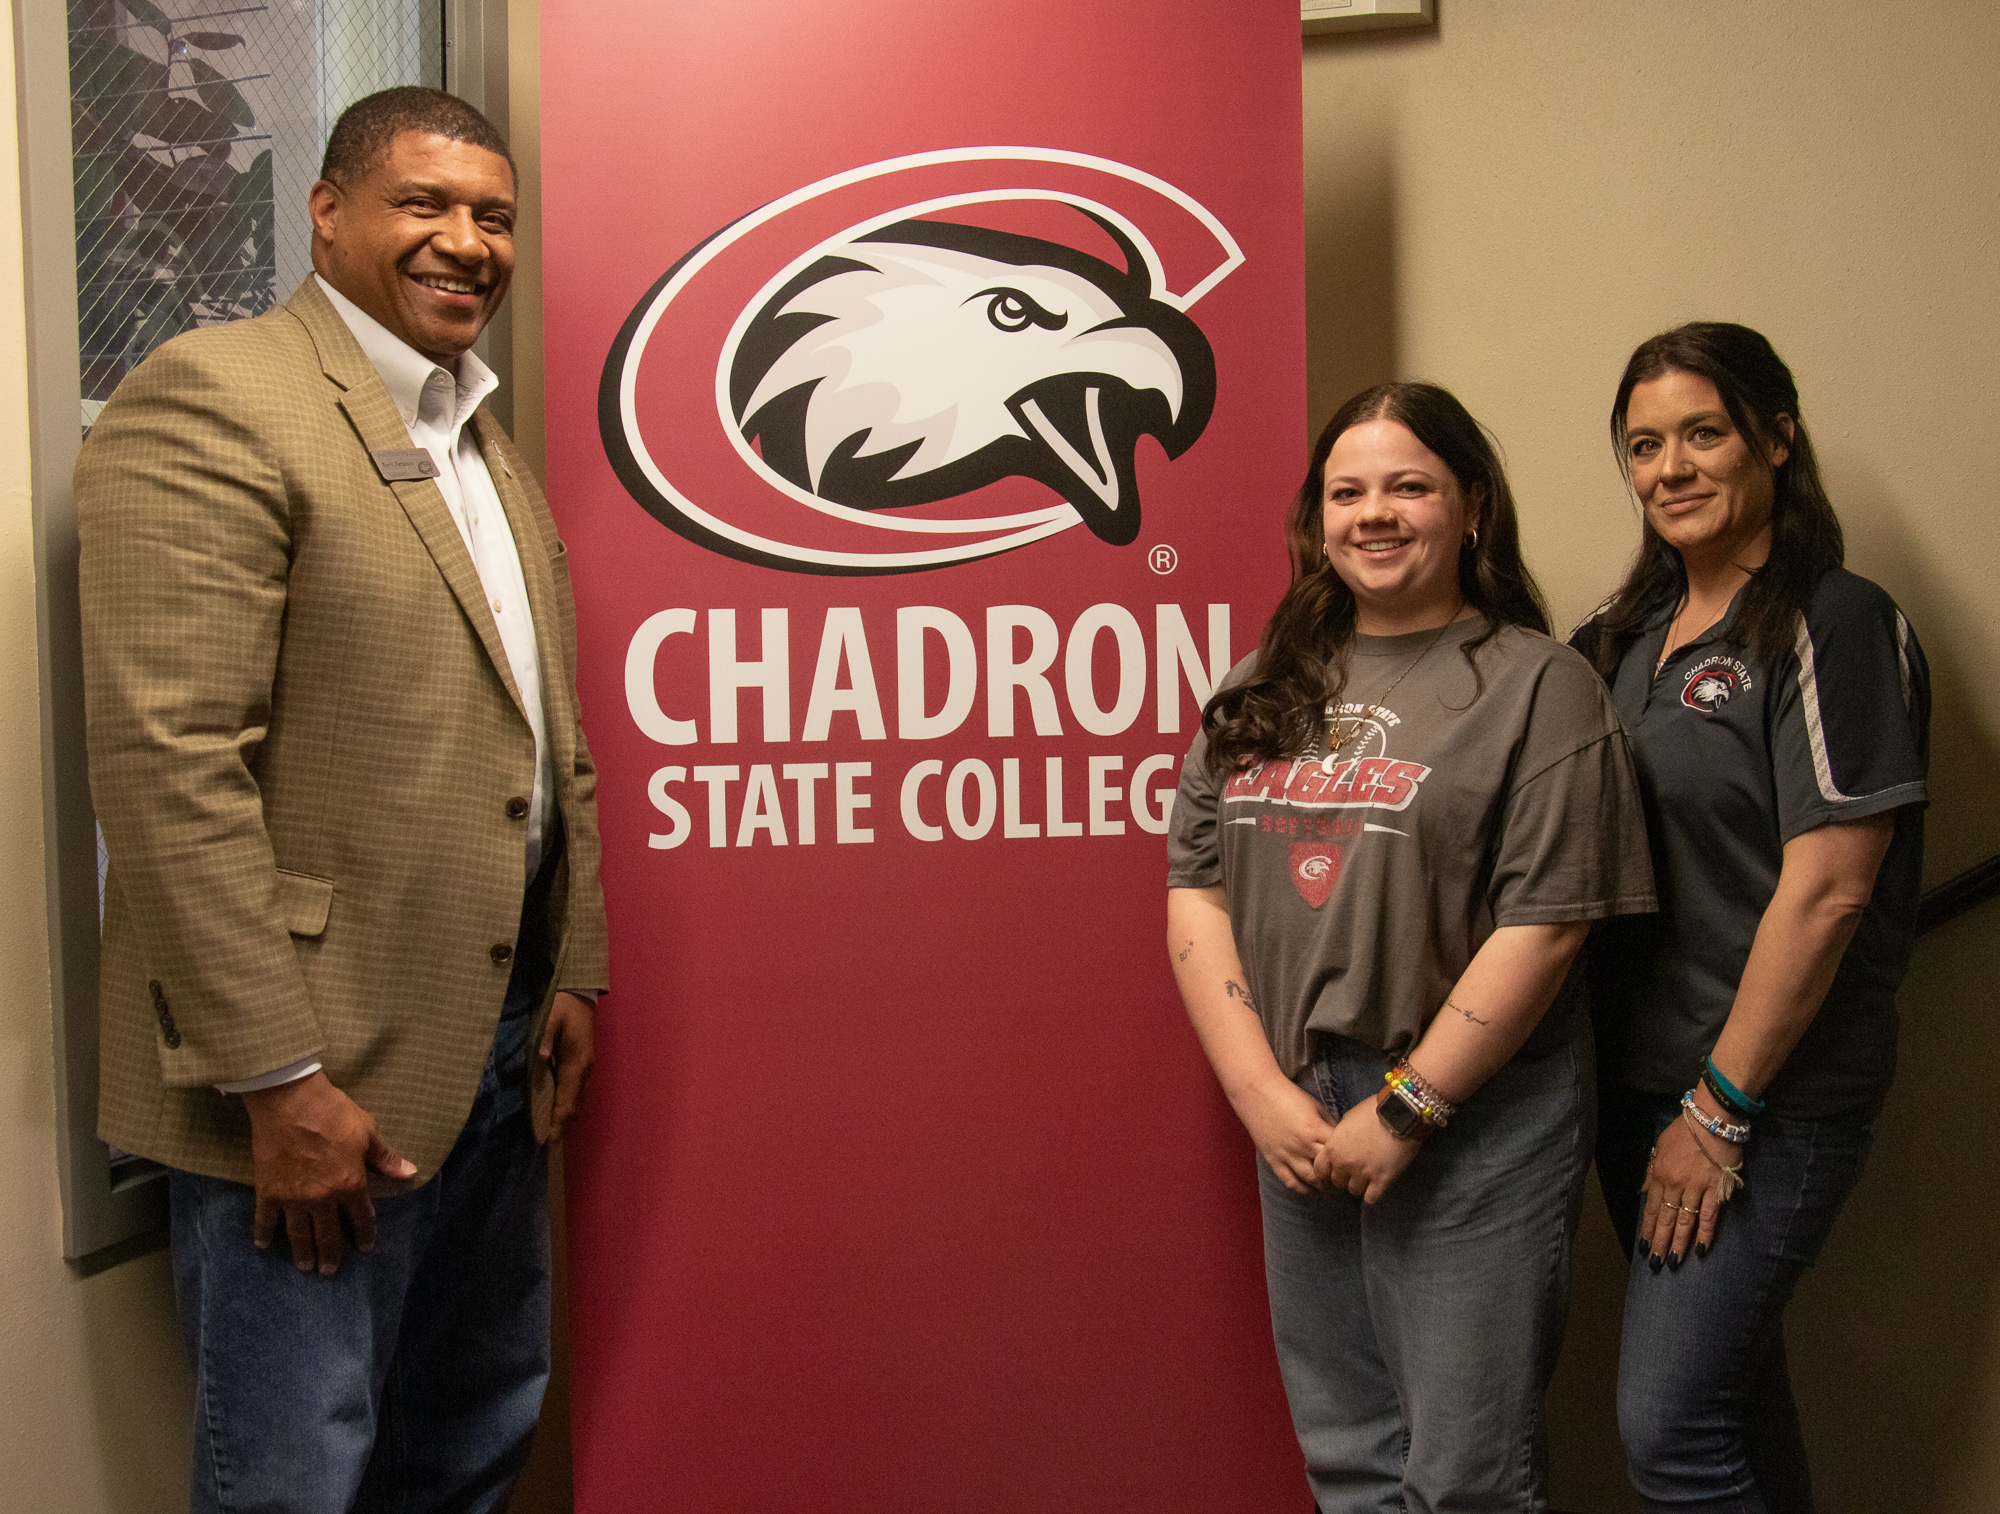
[{"x1": 1574, "y1": 322, "x2": 1930, "y2": 1512}]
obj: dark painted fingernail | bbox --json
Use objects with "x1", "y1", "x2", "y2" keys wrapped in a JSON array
[
  {"x1": 1667, "y1": 1252, "x2": 1682, "y2": 1271},
  {"x1": 1694, "y1": 1242, "x2": 1709, "y2": 1260},
  {"x1": 1636, "y1": 1237, "x2": 1649, "y2": 1258},
  {"x1": 1648, "y1": 1253, "x2": 1663, "y2": 1274}
]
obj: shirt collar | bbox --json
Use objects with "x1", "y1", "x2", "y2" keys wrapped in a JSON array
[
  {"x1": 1646, "y1": 578, "x2": 1753, "y2": 636},
  {"x1": 314, "y1": 273, "x2": 499, "y2": 436}
]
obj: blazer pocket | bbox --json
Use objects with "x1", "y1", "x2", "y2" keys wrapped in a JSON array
[{"x1": 275, "y1": 869, "x2": 334, "y2": 938}]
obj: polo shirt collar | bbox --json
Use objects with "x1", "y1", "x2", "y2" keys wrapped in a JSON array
[
  {"x1": 1649, "y1": 575, "x2": 1757, "y2": 637},
  {"x1": 313, "y1": 273, "x2": 498, "y2": 435}
]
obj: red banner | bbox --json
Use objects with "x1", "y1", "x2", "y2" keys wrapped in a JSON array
[{"x1": 541, "y1": 3, "x2": 1305, "y2": 1506}]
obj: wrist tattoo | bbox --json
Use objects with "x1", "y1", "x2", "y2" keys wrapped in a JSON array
[{"x1": 1446, "y1": 996, "x2": 1490, "y2": 1026}]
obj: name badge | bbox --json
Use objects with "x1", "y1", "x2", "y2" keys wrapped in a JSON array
[{"x1": 372, "y1": 447, "x2": 440, "y2": 482}]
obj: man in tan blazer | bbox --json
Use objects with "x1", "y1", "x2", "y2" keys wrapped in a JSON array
[{"x1": 77, "y1": 87, "x2": 607, "y2": 1513}]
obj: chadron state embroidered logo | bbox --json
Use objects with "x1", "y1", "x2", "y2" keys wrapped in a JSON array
[
  {"x1": 598, "y1": 148, "x2": 1237, "y2": 575},
  {"x1": 1680, "y1": 654, "x2": 1754, "y2": 713}
]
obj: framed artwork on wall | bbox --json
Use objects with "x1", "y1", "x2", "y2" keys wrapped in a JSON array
[{"x1": 1302, "y1": 0, "x2": 1435, "y2": 35}]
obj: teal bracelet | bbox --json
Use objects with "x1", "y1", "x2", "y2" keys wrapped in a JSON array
[{"x1": 1705, "y1": 1055, "x2": 1765, "y2": 1116}]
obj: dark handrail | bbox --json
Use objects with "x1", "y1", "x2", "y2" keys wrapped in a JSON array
[{"x1": 1917, "y1": 854, "x2": 2000, "y2": 937}]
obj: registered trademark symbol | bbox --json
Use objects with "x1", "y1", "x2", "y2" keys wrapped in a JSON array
[{"x1": 1148, "y1": 544, "x2": 1178, "y2": 575}]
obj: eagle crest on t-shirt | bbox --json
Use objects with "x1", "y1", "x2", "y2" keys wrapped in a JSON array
[{"x1": 1289, "y1": 843, "x2": 1342, "y2": 908}]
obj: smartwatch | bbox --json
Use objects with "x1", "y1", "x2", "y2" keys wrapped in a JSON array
[{"x1": 1377, "y1": 1084, "x2": 1439, "y2": 1142}]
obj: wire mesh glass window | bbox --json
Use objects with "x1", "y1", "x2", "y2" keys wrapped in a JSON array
[{"x1": 68, "y1": 0, "x2": 444, "y2": 433}]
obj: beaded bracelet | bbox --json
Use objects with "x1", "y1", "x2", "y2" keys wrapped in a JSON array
[
  {"x1": 1681, "y1": 1106, "x2": 1747, "y2": 1201},
  {"x1": 1389, "y1": 1060, "x2": 1458, "y2": 1119},
  {"x1": 1702, "y1": 1057, "x2": 1765, "y2": 1120},
  {"x1": 1386, "y1": 1060, "x2": 1457, "y2": 1128},
  {"x1": 1681, "y1": 1090, "x2": 1752, "y2": 1145}
]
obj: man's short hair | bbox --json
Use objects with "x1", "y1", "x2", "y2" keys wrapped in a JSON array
[{"x1": 319, "y1": 87, "x2": 515, "y2": 188}]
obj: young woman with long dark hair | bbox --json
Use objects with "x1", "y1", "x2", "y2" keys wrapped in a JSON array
[
  {"x1": 1167, "y1": 382, "x2": 1654, "y2": 1511},
  {"x1": 1575, "y1": 323, "x2": 1930, "y2": 1511}
]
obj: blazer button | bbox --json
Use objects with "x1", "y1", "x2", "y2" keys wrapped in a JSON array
[
  {"x1": 163, "y1": 1026, "x2": 182, "y2": 1050},
  {"x1": 505, "y1": 796, "x2": 529, "y2": 819},
  {"x1": 491, "y1": 943, "x2": 514, "y2": 965}
]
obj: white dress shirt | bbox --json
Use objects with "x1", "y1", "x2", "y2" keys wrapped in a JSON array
[{"x1": 218, "y1": 278, "x2": 556, "y2": 1094}]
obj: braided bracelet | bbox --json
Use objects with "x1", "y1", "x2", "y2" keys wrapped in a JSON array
[
  {"x1": 1680, "y1": 1090, "x2": 1752, "y2": 1145},
  {"x1": 1386, "y1": 1060, "x2": 1457, "y2": 1128}
]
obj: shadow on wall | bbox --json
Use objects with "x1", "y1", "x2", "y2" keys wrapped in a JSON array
[
  {"x1": 1793, "y1": 908, "x2": 2000, "y2": 1513},
  {"x1": 1302, "y1": 27, "x2": 1439, "y2": 425},
  {"x1": 1784, "y1": 456, "x2": 2000, "y2": 1514},
  {"x1": 76, "y1": 1235, "x2": 194, "y2": 1513},
  {"x1": 1835, "y1": 453, "x2": 2000, "y2": 885}
]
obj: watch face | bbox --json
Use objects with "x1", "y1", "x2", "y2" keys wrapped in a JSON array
[{"x1": 1377, "y1": 1087, "x2": 1427, "y2": 1139}]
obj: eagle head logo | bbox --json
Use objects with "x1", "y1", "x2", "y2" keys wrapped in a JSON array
[
  {"x1": 727, "y1": 217, "x2": 1214, "y2": 547},
  {"x1": 1681, "y1": 669, "x2": 1740, "y2": 711},
  {"x1": 599, "y1": 148, "x2": 1244, "y2": 574}
]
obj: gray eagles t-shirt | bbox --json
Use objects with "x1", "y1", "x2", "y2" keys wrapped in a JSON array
[{"x1": 1168, "y1": 618, "x2": 1657, "y2": 1080}]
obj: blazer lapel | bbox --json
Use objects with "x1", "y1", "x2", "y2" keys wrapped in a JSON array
[
  {"x1": 474, "y1": 412, "x2": 576, "y2": 773},
  {"x1": 286, "y1": 278, "x2": 529, "y2": 723}
]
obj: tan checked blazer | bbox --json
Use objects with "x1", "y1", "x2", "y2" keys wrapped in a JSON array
[{"x1": 77, "y1": 277, "x2": 610, "y2": 1186}]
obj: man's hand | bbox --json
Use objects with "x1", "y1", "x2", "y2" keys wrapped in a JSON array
[
  {"x1": 240, "y1": 1072, "x2": 415, "y2": 1276},
  {"x1": 1312, "y1": 1096, "x2": 1424, "y2": 1204},
  {"x1": 538, "y1": 990, "x2": 595, "y2": 1144}
]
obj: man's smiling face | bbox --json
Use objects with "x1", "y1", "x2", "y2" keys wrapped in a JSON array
[{"x1": 309, "y1": 130, "x2": 515, "y2": 365}]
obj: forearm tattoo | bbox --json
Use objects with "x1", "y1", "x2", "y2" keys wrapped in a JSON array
[
  {"x1": 1446, "y1": 995, "x2": 1490, "y2": 1026},
  {"x1": 1225, "y1": 978, "x2": 1255, "y2": 1010},
  {"x1": 1176, "y1": 939, "x2": 1193, "y2": 963}
]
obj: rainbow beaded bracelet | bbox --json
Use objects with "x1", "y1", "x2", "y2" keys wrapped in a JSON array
[{"x1": 1386, "y1": 1061, "x2": 1457, "y2": 1129}]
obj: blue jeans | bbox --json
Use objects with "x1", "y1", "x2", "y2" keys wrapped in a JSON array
[
  {"x1": 1597, "y1": 1085, "x2": 1874, "y2": 1513},
  {"x1": 1260, "y1": 1031, "x2": 1594, "y2": 1514},
  {"x1": 170, "y1": 986, "x2": 549, "y2": 1514}
]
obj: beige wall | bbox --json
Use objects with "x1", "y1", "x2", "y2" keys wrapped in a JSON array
[
  {"x1": 1303, "y1": 3, "x2": 2000, "y2": 1509},
  {"x1": 4, "y1": 2, "x2": 1996, "y2": 1510}
]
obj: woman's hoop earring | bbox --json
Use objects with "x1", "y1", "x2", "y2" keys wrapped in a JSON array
[{"x1": 1464, "y1": 524, "x2": 1480, "y2": 551}]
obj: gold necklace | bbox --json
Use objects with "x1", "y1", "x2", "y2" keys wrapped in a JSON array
[
  {"x1": 1655, "y1": 596, "x2": 1688, "y2": 674},
  {"x1": 1312, "y1": 612, "x2": 1460, "y2": 770}
]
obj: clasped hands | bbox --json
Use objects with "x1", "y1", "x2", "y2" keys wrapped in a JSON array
[
  {"x1": 240, "y1": 990, "x2": 595, "y2": 1276},
  {"x1": 1237, "y1": 1073, "x2": 1422, "y2": 1204}
]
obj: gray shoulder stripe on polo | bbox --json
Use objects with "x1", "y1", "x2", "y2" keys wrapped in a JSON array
[
  {"x1": 1793, "y1": 613, "x2": 1854, "y2": 804},
  {"x1": 1894, "y1": 609, "x2": 1913, "y2": 714}
]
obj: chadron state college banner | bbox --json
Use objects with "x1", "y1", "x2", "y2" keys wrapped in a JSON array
[{"x1": 540, "y1": 3, "x2": 1306, "y2": 1507}]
